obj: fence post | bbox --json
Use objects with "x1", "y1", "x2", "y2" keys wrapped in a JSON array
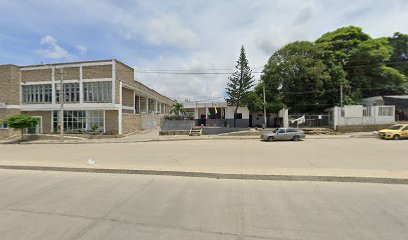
[
  {"x1": 332, "y1": 107, "x2": 338, "y2": 130},
  {"x1": 282, "y1": 108, "x2": 289, "y2": 128}
]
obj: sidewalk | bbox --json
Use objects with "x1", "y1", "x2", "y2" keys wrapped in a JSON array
[{"x1": 0, "y1": 129, "x2": 376, "y2": 144}]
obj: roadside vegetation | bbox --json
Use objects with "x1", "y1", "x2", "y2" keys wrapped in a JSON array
[{"x1": 248, "y1": 26, "x2": 408, "y2": 113}]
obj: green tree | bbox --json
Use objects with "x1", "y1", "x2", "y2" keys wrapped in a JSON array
[
  {"x1": 170, "y1": 103, "x2": 185, "y2": 116},
  {"x1": 225, "y1": 45, "x2": 254, "y2": 127},
  {"x1": 388, "y1": 32, "x2": 408, "y2": 76},
  {"x1": 316, "y1": 26, "x2": 370, "y2": 66},
  {"x1": 4, "y1": 114, "x2": 39, "y2": 141},
  {"x1": 260, "y1": 41, "x2": 346, "y2": 112},
  {"x1": 347, "y1": 38, "x2": 407, "y2": 98},
  {"x1": 316, "y1": 26, "x2": 408, "y2": 100}
]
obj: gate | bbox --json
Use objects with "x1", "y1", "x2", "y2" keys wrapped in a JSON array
[{"x1": 288, "y1": 113, "x2": 333, "y2": 128}]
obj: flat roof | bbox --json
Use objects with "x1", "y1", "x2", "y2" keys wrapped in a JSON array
[{"x1": 20, "y1": 59, "x2": 115, "y2": 68}]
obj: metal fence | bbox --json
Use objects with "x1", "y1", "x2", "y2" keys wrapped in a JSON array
[
  {"x1": 160, "y1": 120, "x2": 195, "y2": 131},
  {"x1": 288, "y1": 113, "x2": 333, "y2": 128}
]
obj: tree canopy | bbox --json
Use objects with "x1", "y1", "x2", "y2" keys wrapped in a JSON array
[
  {"x1": 259, "y1": 41, "x2": 347, "y2": 112},
  {"x1": 170, "y1": 103, "x2": 185, "y2": 116},
  {"x1": 250, "y1": 26, "x2": 408, "y2": 113},
  {"x1": 4, "y1": 114, "x2": 39, "y2": 140},
  {"x1": 388, "y1": 32, "x2": 408, "y2": 77}
]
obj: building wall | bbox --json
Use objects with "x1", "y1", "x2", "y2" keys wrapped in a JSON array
[
  {"x1": 0, "y1": 65, "x2": 20, "y2": 105},
  {"x1": 332, "y1": 106, "x2": 395, "y2": 129},
  {"x1": 1, "y1": 60, "x2": 175, "y2": 136},
  {"x1": 0, "y1": 128, "x2": 19, "y2": 140},
  {"x1": 122, "y1": 87, "x2": 134, "y2": 107},
  {"x1": 122, "y1": 113, "x2": 142, "y2": 134},
  {"x1": 22, "y1": 111, "x2": 52, "y2": 134},
  {"x1": 141, "y1": 114, "x2": 163, "y2": 129},
  {"x1": 251, "y1": 113, "x2": 265, "y2": 127},
  {"x1": 225, "y1": 106, "x2": 250, "y2": 119},
  {"x1": 0, "y1": 108, "x2": 21, "y2": 139},
  {"x1": 116, "y1": 61, "x2": 134, "y2": 86},
  {"x1": 115, "y1": 61, "x2": 134, "y2": 104},
  {"x1": 105, "y1": 110, "x2": 119, "y2": 134},
  {"x1": 82, "y1": 65, "x2": 112, "y2": 79},
  {"x1": 21, "y1": 69, "x2": 52, "y2": 82},
  {"x1": 54, "y1": 67, "x2": 80, "y2": 80}
]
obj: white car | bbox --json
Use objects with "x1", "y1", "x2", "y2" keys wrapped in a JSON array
[{"x1": 261, "y1": 128, "x2": 305, "y2": 142}]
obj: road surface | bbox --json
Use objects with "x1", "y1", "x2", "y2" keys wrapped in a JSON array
[
  {"x1": 0, "y1": 138, "x2": 407, "y2": 179},
  {"x1": 0, "y1": 169, "x2": 407, "y2": 240}
]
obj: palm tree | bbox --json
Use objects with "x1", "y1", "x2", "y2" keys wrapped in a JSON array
[{"x1": 170, "y1": 103, "x2": 185, "y2": 116}]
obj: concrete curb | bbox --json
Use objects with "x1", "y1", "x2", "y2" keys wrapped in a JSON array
[{"x1": 0, "y1": 165, "x2": 407, "y2": 185}]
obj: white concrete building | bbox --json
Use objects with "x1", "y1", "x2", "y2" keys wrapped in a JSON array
[
  {"x1": 182, "y1": 101, "x2": 250, "y2": 128},
  {"x1": 331, "y1": 105, "x2": 395, "y2": 129}
]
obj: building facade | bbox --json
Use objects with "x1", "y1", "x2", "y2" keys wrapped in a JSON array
[
  {"x1": 182, "y1": 101, "x2": 250, "y2": 128},
  {"x1": 363, "y1": 95, "x2": 408, "y2": 121},
  {"x1": 0, "y1": 60, "x2": 175, "y2": 139}
]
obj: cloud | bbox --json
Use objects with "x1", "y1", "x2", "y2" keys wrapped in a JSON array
[
  {"x1": 75, "y1": 44, "x2": 87, "y2": 55},
  {"x1": 144, "y1": 14, "x2": 199, "y2": 49},
  {"x1": 3, "y1": 0, "x2": 408, "y2": 101},
  {"x1": 36, "y1": 35, "x2": 73, "y2": 60},
  {"x1": 292, "y1": 4, "x2": 314, "y2": 26}
]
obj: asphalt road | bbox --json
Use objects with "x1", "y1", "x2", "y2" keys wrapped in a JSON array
[{"x1": 0, "y1": 169, "x2": 407, "y2": 240}]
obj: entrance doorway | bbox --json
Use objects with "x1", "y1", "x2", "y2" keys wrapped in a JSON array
[{"x1": 200, "y1": 115, "x2": 206, "y2": 126}]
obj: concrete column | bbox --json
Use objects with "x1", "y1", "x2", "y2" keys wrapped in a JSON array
[
  {"x1": 133, "y1": 90, "x2": 136, "y2": 114},
  {"x1": 194, "y1": 108, "x2": 199, "y2": 119},
  {"x1": 79, "y1": 66, "x2": 83, "y2": 103},
  {"x1": 155, "y1": 100, "x2": 158, "y2": 114},
  {"x1": 51, "y1": 67, "x2": 56, "y2": 105},
  {"x1": 282, "y1": 108, "x2": 289, "y2": 128},
  {"x1": 332, "y1": 107, "x2": 338, "y2": 130},
  {"x1": 146, "y1": 98, "x2": 149, "y2": 114},
  {"x1": 138, "y1": 96, "x2": 141, "y2": 114}
]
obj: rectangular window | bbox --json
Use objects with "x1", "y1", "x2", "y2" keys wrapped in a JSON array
[
  {"x1": 83, "y1": 81, "x2": 112, "y2": 103},
  {"x1": 0, "y1": 123, "x2": 7, "y2": 129},
  {"x1": 53, "y1": 110, "x2": 104, "y2": 133},
  {"x1": 56, "y1": 83, "x2": 80, "y2": 103},
  {"x1": 22, "y1": 84, "x2": 52, "y2": 104},
  {"x1": 363, "y1": 107, "x2": 371, "y2": 117},
  {"x1": 235, "y1": 113, "x2": 243, "y2": 119},
  {"x1": 379, "y1": 107, "x2": 393, "y2": 116}
]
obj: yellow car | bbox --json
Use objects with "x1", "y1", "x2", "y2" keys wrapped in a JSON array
[{"x1": 378, "y1": 124, "x2": 408, "y2": 140}]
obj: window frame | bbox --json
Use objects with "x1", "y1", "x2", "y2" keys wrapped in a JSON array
[{"x1": 22, "y1": 84, "x2": 52, "y2": 104}]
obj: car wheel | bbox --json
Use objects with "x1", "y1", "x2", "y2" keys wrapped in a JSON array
[
  {"x1": 292, "y1": 135, "x2": 300, "y2": 141},
  {"x1": 393, "y1": 134, "x2": 401, "y2": 140},
  {"x1": 267, "y1": 136, "x2": 275, "y2": 142}
]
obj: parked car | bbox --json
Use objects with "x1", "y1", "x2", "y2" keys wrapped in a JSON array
[
  {"x1": 261, "y1": 128, "x2": 305, "y2": 142},
  {"x1": 377, "y1": 124, "x2": 408, "y2": 140}
]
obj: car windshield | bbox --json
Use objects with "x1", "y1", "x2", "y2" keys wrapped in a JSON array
[
  {"x1": 272, "y1": 129, "x2": 280, "y2": 133},
  {"x1": 388, "y1": 125, "x2": 403, "y2": 130}
]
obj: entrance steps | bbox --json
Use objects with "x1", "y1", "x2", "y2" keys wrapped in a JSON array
[{"x1": 189, "y1": 127, "x2": 202, "y2": 136}]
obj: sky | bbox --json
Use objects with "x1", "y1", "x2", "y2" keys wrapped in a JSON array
[{"x1": 1, "y1": 0, "x2": 408, "y2": 101}]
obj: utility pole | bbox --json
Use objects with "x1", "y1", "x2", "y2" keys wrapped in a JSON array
[
  {"x1": 59, "y1": 68, "x2": 64, "y2": 143},
  {"x1": 263, "y1": 79, "x2": 267, "y2": 128},
  {"x1": 340, "y1": 84, "x2": 343, "y2": 107}
]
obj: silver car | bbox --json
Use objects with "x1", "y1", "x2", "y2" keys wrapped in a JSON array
[{"x1": 261, "y1": 128, "x2": 305, "y2": 142}]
